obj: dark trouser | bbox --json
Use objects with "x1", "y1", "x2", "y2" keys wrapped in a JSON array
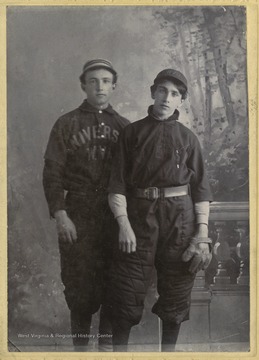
[
  {"x1": 106, "y1": 194, "x2": 196, "y2": 351},
  {"x1": 59, "y1": 193, "x2": 116, "y2": 349},
  {"x1": 70, "y1": 305, "x2": 112, "y2": 348},
  {"x1": 161, "y1": 321, "x2": 181, "y2": 352}
]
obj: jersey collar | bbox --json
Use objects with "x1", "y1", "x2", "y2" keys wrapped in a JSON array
[
  {"x1": 79, "y1": 99, "x2": 116, "y2": 115},
  {"x1": 148, "y1": 105, "x2": 179, "y2": 123}
]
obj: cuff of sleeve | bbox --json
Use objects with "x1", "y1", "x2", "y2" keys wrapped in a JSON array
[
  {"x1": 196, "y1": 214, "x2": 209, "y2": 225},
  {"x1": 108, "y1": 193, "x2": 128, "y2": 219},
  {"x1": 194, "y1": 201, "x2": 210, "y2": 225}
]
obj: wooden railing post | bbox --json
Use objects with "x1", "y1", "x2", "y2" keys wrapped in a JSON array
[
  {"x1": 235, "y1": 221, "x2": 249, "y2": 287},
  {"x1": 212, "y1": 221, "x2": 231, "y2": 285},
  {"x1": 209, "y1": 202, "x2": 249, "y2": 293}
]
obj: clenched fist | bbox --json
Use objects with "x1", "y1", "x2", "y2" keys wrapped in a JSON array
[{"x1": 182, "y1": 237, "x2": 212, "y2": 274}]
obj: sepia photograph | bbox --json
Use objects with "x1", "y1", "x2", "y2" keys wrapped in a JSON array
[{"x1": 4, "y1": 3, "x2": 257, "y2": 358}]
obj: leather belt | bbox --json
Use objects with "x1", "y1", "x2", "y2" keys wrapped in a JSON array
[{"x1": 133, "y1": 184, "x2": 189, "y2": 201}]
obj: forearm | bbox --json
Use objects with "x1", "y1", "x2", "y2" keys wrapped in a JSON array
[
  {"x1": 194, "y1": 201, "x2": 209, "y2": 237},
  {"x1": 108, "y1": 193, "x2": 136, "y2": 253},
  {"x1": 43, "y1": 159, "x2": 66, "y2": 217},
  {"x1": 108, "y1": 193, "x2": 128, "y2": 219}
]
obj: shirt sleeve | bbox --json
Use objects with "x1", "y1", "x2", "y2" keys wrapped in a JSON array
[
  {"x1": 44, "y1": 118, "x2": 68, "y2": 165},
  {"x1": 187, "y1": 137, "x2": 213, "y2": 203},
  {"x1": 108, "y1": 127, "x2": 130, "y2": 195},
  {"x1": 43, "y1": 118, "x2": 68, "y2": 217},
  {"x1": 43, "y1": 159, "x2": 66, "y2": 217}
]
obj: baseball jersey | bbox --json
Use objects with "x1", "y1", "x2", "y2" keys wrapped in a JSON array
[
  {"x1": 108, "y1": 106, "x2": 212, "y2": 203},
  {"x1": 43, "y1": 100, "x2": 129, "y2": 216}
]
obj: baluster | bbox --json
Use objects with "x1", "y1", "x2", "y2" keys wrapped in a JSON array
[
  {"x1": 212, "y1": 221, "x2": 231, "y2": 286},
  {"x1": 194, "y1": 270, "x2": 206, "y2": 288},
  {"x1": 235, "y1": 221, "x2": 249, "y2": 286}
]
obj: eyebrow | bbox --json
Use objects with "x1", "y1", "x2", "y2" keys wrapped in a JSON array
[
  {"x1": 158, "y1": 85, "x2": 180, "y2": 94},
  {"x1": 88, "y1": 76, "x2": 112, "y2": 80}
]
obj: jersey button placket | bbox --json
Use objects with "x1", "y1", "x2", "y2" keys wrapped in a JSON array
[
  {"x1": 97, "y1": 113, "x2": 106, "y2": 152},
  {"x1": 176, "y1": 149, "x2": 180, "y2": 169},
  {"x1": 155, "y1": 123, "x2": 163, "y2": 159}
]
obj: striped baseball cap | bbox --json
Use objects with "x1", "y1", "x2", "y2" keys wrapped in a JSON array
[
  {"x1": 80, "y1": 59, "x2": 117, "y2": 81},
  {"x1": 153, "y1": 69, "x2": 188, "y2": 90}
]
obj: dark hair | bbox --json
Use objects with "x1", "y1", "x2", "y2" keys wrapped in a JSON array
[
  {"x1": 79, "y1": 66, "x2": 118, "y2": 85},
  {"x1": 151, "y1": 77, "x2": 188, "y2": 100}
]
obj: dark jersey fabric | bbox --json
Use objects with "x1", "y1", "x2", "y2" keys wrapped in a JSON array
[
  {"x1": 109, "y1": 106, "x2": 212, "y2": 203},
  {"x1": 43, "y1": 100, "x2": 129, "y2": 216}
]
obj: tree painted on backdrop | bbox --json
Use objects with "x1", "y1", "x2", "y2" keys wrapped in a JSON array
[{"x1": 153, "y1": 6, "x2": 248, "y2": 201}]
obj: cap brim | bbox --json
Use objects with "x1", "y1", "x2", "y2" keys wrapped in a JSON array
[
  {"x1": 83, "y1": 63, "x2": 117, "y2": 75},
  {"x1": 155, "y1": 75, "x2": 187, "y2": 89}
]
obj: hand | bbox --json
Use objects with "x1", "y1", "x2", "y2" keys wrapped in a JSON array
[
  {"x1": 184, "y1": 241, "x2": 212, "y2": 273},
  {"x1": 54, "y1": 210, "x2": 77, "y2": 245},
  {"x1": 117, "y1": 216, "x2": 136, "y2": 253},
  {"x1": 182, "y1": 224, "x2": 212, "y2": 273}
]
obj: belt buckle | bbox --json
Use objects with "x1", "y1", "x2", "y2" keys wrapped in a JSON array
[{"x1": 144, "y1": 187, "x2": 159, "y2": 200}]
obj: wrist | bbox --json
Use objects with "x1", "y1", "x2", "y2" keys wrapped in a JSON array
[
  {"x1": 116, "y1": 215, "x2": 128, "y2": 224},
  {"x1": 196, "y1": 223, "x2": 208, "y2": 237},
  {"x1": 196, "y1": 223, "x2": 208, "y2": 228},
  {"x1": 54, "y1": 210, "x2": 68, "y2": 220}
]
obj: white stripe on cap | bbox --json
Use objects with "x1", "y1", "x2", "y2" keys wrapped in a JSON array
[{"x1": 82, "y1": 59, "x2": 116, "y2": 74}]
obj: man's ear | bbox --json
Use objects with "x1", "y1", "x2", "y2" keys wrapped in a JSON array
[
  {"x1": 112, "y1": 83, "x2": 116, "y2": 90},
  {"x1": 177, "y1": 98, "x2": 185, "y2": 108},
  {"x1": 81, "y1": 83, "x2": 86, "y2": 93},
  {"x1": 150, "y1": 85, "x2": 155, "y2": 99}
]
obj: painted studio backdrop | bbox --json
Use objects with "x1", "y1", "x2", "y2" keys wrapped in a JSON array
[{"x1": 7, "y1": 6, "x2": 249, "y2": 352}]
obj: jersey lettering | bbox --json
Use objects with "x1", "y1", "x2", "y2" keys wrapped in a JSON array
[
  {"x1": 85, "y1": 145, "x2": 113, "y2": 161},
  {"x1": 69, "y1": 125, "x2": 119, "y2": 160}
]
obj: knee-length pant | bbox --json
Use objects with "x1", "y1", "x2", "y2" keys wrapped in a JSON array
[
  {"x1": 105, "y1": 194, "x2": 196, "y2": 325},
  {"x1": 59, "y1": 193, "x2": 117, "y2": 315}
]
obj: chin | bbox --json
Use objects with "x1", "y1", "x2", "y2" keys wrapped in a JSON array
[
  {"x1": 96, "y1": 99, "x2": 107, "y2": 105},
  {"x1": 159, "y1": 111, "x2": 169, "y2": 118}
]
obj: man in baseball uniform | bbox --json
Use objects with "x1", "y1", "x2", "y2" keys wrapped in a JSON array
[
  {"x1": 43, "y1": 59, "x2": 129, "y2": 351},
  {"x1": 106, "y1": 68, "x2": 213, "y2": 351}
]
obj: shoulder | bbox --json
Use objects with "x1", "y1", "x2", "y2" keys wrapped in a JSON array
[
  {"x1": 110, "y1": 109, "x2": 130, "y2": 128},
  {"x1": 176, "y1": 121, "x2": 200, "y2": 146},
  {"x1": 124, "y1": 116, "x2": 148, "y2": 132},
  {"x1": 50, "y1": 108, "x2": 82, "y2": 134},
  {"x1": 176, "y1": 121, "x2": 194, "y2": 135},
  {"x1": 56, "y1": 107, "x2": 81, "y2": 123}
]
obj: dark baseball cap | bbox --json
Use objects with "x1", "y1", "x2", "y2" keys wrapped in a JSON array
[
  {"x1": 80, "y1": 59, "x2": 117, "y2": 81},
  {"x1": 153, "y1": 69, "x2": 188, "y2": 90}
]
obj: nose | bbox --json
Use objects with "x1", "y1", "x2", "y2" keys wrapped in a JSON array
[
  {"x1": 96, "y1": 80, "x2": 103, "y2": 91},
  {"x1": 163, "y1": 92, "x2": 170, "y2": 102}
]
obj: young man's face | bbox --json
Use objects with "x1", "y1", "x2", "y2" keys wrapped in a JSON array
[
  {"x1": 81, "y1": 68, "x2": 115, "y2": 109},
  {"x1": 152, "y1": 80, "x2": 183, "y2": 120}
]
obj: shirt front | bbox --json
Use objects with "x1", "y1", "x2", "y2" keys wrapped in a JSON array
[
  {"x1": 109, "y1": 106, "x2": 212, "y2": 203},
  {"x1": 43, "y1": 100, "x2": 129, "y2": 215}
]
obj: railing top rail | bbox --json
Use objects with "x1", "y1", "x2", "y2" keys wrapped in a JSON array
[{"x1": 209, "y1": 201, "x2": 249, "y2": 221}]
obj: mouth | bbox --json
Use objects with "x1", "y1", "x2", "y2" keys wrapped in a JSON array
[{"x1": 160, "y1": 104, "x2": 170, "y2": 109}]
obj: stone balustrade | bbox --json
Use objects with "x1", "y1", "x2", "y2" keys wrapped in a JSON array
[{"x1": 207, "y1": 201, "x2": 249, "y2": 292}]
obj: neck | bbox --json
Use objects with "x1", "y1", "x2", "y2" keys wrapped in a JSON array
[
  {"x1": 152, "y1": 109, "x2": 174, "y2": 121},
  {"x1": 87, "y1": 99, "x2": 109, "y2": 110}
]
